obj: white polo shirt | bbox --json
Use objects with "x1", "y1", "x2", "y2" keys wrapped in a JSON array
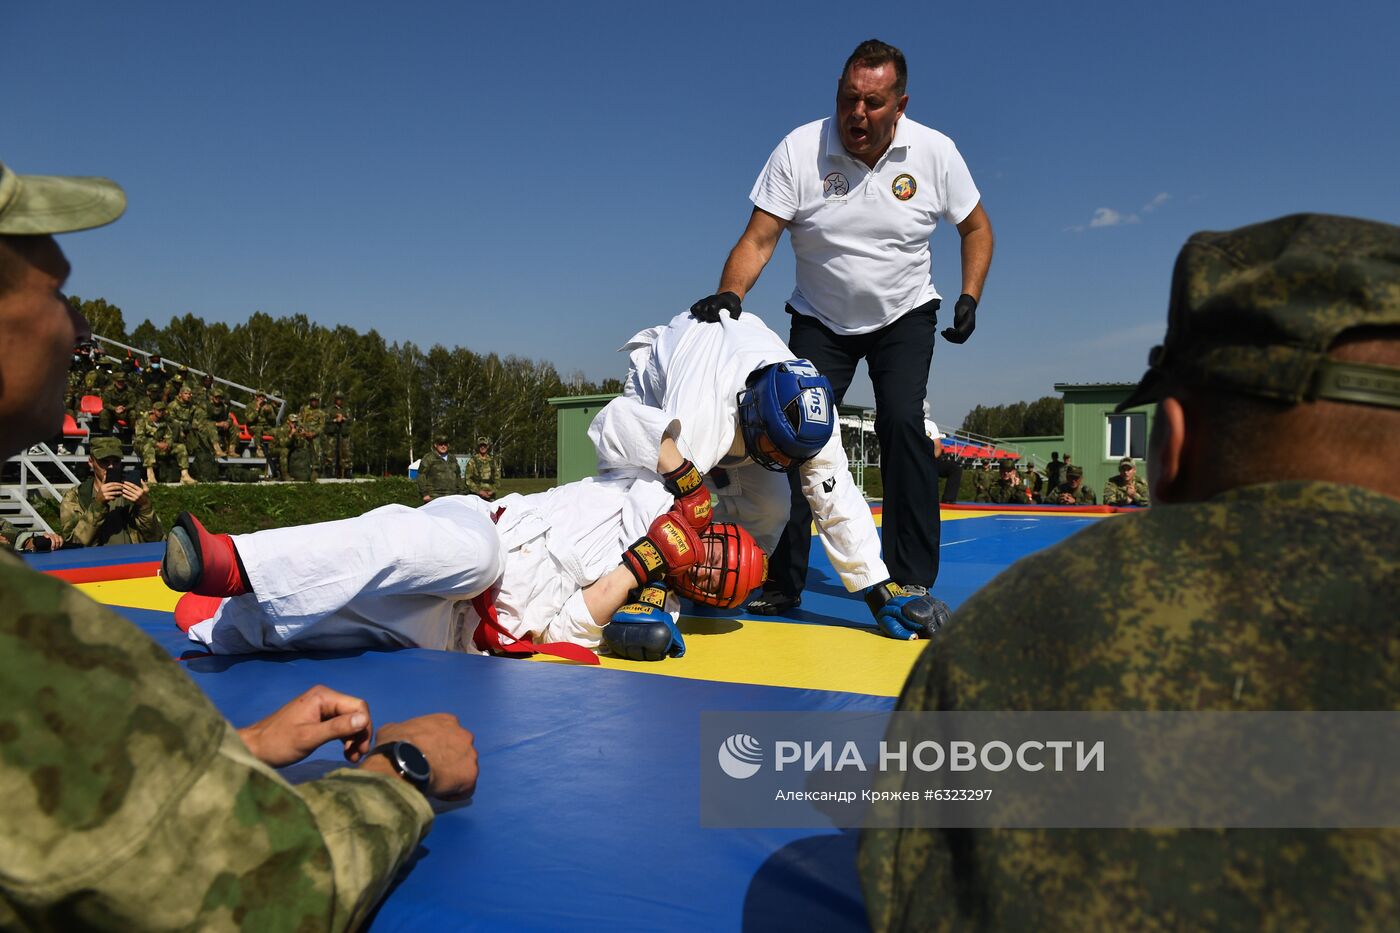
[{"x1": 750, "y1": 116, "x2": 981, "y2": 335}]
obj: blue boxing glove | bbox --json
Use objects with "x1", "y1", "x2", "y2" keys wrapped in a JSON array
[
  {"x1": 603, "y1": 582, "x2": 685, "y2": 661},
  {"x1": 864, "y1": 580, "x2": 951, "y2": 640}
]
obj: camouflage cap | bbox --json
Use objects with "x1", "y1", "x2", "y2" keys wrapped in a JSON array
[
  {"x1": 0, "y1": 161, "x2": 126, "y2": 234},
  {"x1": 288, "y1": 412, "x2": 299, "y2": 421},
  {"x1": 149, "y1": 401, "x2": 166, "y2": 413},
  {"x1": 1066, "y1": 464, "x2": 1084, "y2": 478},
  {"x1": 998, "y1": 459, "x2": 1016, "y2": 471},
  {"x1": 308, "y1": 391, "x2": 321, "y2": 400},
  {"x1": 1118, "y1": 214, "x2": 1400, "y2": 413},
  {"x1": 89, "y1": 436, "x2": 124, "y2": 460},
  {"x1": 1119, "y1": 457, "x2": 1136, "y2": 471},
  {"x1": 475, "y1": 436, "x2": 490, "y2": 447},
  {"x1": 433, "y1": 434, "x2": 449, "y2": 445}
]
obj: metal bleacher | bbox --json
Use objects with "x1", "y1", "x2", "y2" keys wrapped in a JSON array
[{"x1": 2, "y1": 337, "x2": 291, "y2": 535}]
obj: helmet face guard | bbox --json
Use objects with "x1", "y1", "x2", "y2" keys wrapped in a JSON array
[
  {"x1": 670, "y1": 522, "x2": 767, "y2": 609},
  {"x1": 736, "y1": 360, "x2": 835, "y2": 472}
]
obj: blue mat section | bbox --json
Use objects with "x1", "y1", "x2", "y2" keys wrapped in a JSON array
[
  {"x1": 24, "y1": 540, "x2": 164, "y2": 570},
  {"x1": 158, "y1": 642, "x2": 891, "y2": 932},
  {"x1": 709, "y1": 512, "x2": 1099, "y2": 629}
]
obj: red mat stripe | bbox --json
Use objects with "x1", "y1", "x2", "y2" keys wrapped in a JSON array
[{"x1": 43, "y1": 561, "x2": 161, "y2": 584}]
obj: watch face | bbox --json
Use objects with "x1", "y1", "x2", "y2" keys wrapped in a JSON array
[{"x1": 396, "y1": 742, "x2": 431, "y2": 784}]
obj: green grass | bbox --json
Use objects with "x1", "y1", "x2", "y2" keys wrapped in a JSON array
[{"x1": 32, "y1": 476, "x2": 559, "y2": 535}]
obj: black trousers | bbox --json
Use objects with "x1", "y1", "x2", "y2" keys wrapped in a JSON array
[
  {"x1": 935, "y1": 456, "x2": 963, "y2": 504},
  {"x1": 765, "y1": 300, "x2": 941, "y2": 599}
]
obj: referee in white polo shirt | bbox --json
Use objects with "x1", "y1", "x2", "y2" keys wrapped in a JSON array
[{"x1": 690, "y1": 39, "x2": 993, "y2": 614}]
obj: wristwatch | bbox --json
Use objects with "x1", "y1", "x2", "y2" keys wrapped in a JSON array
[{"x1": 368, "y1": 741, "x2": 432, "y2": 792}]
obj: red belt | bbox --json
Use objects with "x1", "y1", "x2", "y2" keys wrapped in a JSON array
[{"x1": 469, "y1": 506, "x2": 599, "y2": 665}]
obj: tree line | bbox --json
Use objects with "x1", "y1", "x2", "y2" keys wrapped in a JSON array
[
  {"x1": 960, "y1": 396, "x2": 1064, "y2": 439},
  {"x1": 72, "y1": 296, "x2": 622, "y2": 478}
]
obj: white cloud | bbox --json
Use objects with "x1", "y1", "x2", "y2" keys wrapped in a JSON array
[
  {"x1": 1141, "y1": 192, "x2": 1170, "y2": 213},
  {"x1": 1067, "y1": 192, "x2": 1171, "y2": 232},
  {"x1": 1089, "y1": 207, "x2": 1139, "y2": 227}
]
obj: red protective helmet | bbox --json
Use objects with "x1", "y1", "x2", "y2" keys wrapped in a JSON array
[{"x1": 670, "y1": 522, "x2": 767, "y2": 609}]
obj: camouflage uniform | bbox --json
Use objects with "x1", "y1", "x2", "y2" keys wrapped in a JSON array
[
  {"x1": 0, "y1": 519, "x2": 21, "y2": 552},
  {"x1": 1047, "y1": 466, "x2": 1096, "y2": 505},
  {"x1": 1103, "y1": 459, "x2": 1150, "y2": 507},
  {"x1": 275, "y1": 414, "x2": 302, "y2": 479},
  {"x1": 463, "y1": 437, "x2": 501, "y2": 499},
  {"x1": 243, "y1": 393, "x2": 280, "y2": 471},
  {"x1": 58, "y1": 476, "x2": 163, "y2": 547},
  {"x1": 861, "y1": 214, "x2": 1400, "y2": 930},
  {"x1": 328, "y1": 395, "x2": 352, "y2": 479},
  {"x1": 416, "y1": 442, "x2": 461, "y2": 500},
  {"x1": 971, "y1": 464, "x2": 994, "y2": 503},
  {"x1": 0, "y1": 552, "x2": 433, "y2": 929},
  {"x1": 133, "y1": 407, "x2": 189, "y2": 482},
  {"x1": 987, "y1": 470, "x2": 1030, "y2": 504},
  {"x1": 205, "y1": 391, "x2": 234, "y2": 456},
  {"x1": 859, "y1": 482, "x2": 1400, "y2": 931},
  {"x1": 298, "y1": 395, "x2": 327, "y2": 481},
  {"x1": 165, "y1": 391, "x2": 209, "y2": 450}
]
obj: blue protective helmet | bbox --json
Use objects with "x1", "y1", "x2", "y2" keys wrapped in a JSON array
[{"x1": 736, "y1": 360, "x2": 835, "y2": 471}]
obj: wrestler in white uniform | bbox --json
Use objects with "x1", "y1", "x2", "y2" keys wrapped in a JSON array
[
  {"x1": 186, "y1": 474, "x2": 678, "y2": 654},
  {"x1": 588, "y1": 310, "x2": 887, "y2": 592}
]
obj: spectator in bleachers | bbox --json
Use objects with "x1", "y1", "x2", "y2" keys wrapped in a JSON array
[
  {"x1": 1047, "y1": 463, "x2": 1096, "y2": 505},
  {"x1": 206, "y1": 386, "x2": 233, "y2": 457},
  {"x1": 135, "y1": 402, "x2": 195, "y2": 485},
  {"x1": 1103, "y1": 457, "x2": 1150, "y2": 507},
  {"x1": 97, "y1": 397, "x2": 135, "y2": 445},
  {"x1": 59, "y1": 436, "x2": 163, "y2": 547}
]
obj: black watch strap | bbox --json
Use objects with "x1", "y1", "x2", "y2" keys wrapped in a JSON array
[{"x1": 369, "y1": 741, "x2": 431, "y2": 792}]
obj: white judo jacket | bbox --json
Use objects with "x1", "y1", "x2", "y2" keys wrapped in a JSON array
[{"x1": 587, "y1": 311, "x2": 887, "y2": 592}]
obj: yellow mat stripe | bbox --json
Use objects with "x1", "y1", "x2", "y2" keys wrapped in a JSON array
[
  {"x1": 76, "y1": 577, "x2": 182, "y2": 612},
  {"x1": 539, "y1": 616, "x2": 925, "y2": 697}
]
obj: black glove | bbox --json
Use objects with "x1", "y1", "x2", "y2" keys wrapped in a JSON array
[
  {"x1": 689, "y1": 291, "x2": 742, "y2": 323},
  {"x1": 940, "y1": 293, "x2": 977, "y2": 344}
]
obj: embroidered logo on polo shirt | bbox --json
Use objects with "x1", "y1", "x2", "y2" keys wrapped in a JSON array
[
  {"x1": 823, "y1": 172, "x2": 849, "y2": 198},
  {"x1": 891, "y1": 174, "x2": 917, "y2": 201}
]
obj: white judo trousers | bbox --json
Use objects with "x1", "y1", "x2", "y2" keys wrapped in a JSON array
[{"x1": 187, "y1": 476, "x2": 675, "y2": 655}]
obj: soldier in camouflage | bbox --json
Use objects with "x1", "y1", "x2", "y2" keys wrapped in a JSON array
[
  {"x1": 243, "y1": 389, "x2": 280, "y2": 474},
  {"x1": 970, "y1": 460, "x2": 994, "y2": 502},
  {"x1": 58, "y1": 435, "x2": 163, "y2": 546},
  {"x1": 275, "y1": 412, "x2": 301, "y2": 479},
  {"x1": 0, "y1": 158, "x2": 480, "y2": 929},
  {"x1": 860, "y1": 214, "x2": 1400, "y2": 930},
  {"x1": 1045, "y1": 463, "x2": 1095, "y2": 505},
  {"x1": 987, "y1": 459, "x2": 1031, "y2": 504},
  {"x1": 0, "y1": 518, "x2": 62, "y2": 553},
  {"x1": 1102, "y1": 456, "x2": 1150, "y2": 507},
  {"x1": 134, "y1": 402, "x2": 195, "y2": 485},
  {"x1": 165, "y1": 384, "x2": 208, "y2": 449},
  {"x1": 463, "y1": 435, "x2": 501, "y2": 500},
  {"x1": 299, "y1": 391, "x2": 327, "y2": 481},
  {"x1": 205, "y1": 385, "x2": 234, "y2": 457},
  {"x1": 417, "y1": 435, "x2": 461, "y2": 502},
  {"x1": 329, "y1": 390, "x2": 352, "y2": 478}
]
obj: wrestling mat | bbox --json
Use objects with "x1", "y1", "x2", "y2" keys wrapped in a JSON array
[{"x1": 29, "y1": 504, "x2": 1108, "y2": 931}]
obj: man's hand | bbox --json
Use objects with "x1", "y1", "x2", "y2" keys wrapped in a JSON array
[
  {"x1": 941, "y1": 294, "x2": 978, "y2": 344},
  {"x1": 662, "y1": 459, "x2": 711, "y2": 530},
  {"x1": 95, "y1": 480, "x2": 122, "y2": 503},
  {"x1": 622, "y1": 510, "x2": 702, "y2": 586},
  {"x1": 689, "y1": 291, "x2": 742, "y2": 323},
  {"x1": 368, "y1": 714, "x2": 479, "y2": 800},
  {"x1": 237, "y1": 684, "x2": 375, "y2": 768},
  {"x1": 23, "y1": 532, "x2": 64, "y2": 552},
  {"x1": 119, "y1": 480, "x2": 150, "y2": 507}
]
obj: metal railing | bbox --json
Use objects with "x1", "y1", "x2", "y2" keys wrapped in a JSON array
[{"x1": 89, "y1": 334, "x2": 288, "y2": 421}]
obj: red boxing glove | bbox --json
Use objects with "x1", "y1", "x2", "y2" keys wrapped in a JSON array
[
  {"x1": 623, "y1": 510, "x2": 702, "y2": 587},
  {"x1": 662, "y1": 459, "x2": 711, "y2": 530}
]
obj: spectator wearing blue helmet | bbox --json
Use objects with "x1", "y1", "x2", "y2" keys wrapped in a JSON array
[{"x1": 588, "y1": 309, "x2": 946, "y2": 639}]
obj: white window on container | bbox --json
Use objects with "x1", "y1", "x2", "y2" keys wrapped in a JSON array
[{"x1": 1106, "y1": 412, "x2": 1146, "y2": 459}]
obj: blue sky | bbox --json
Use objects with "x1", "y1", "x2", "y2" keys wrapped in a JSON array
[{"x1": 8, "y1": 1, "x2": 1399, "y2": 426}]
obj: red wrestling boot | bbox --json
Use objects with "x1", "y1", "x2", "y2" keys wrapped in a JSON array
[
  {"x1": 162, "y1": 512, "x2": 250, "y2": 597},
  {"x1": 173, "y1": 593, "x2": 224, "y2": 633}
]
